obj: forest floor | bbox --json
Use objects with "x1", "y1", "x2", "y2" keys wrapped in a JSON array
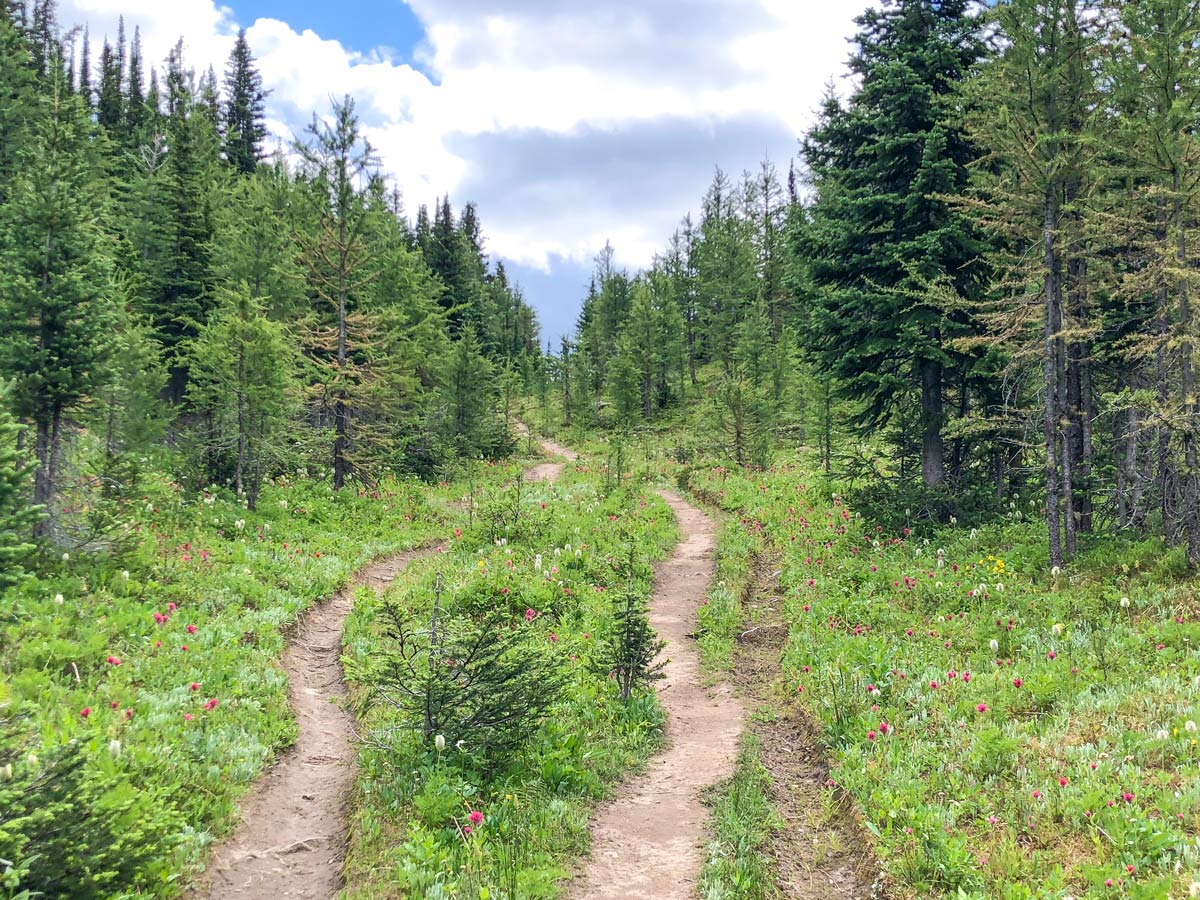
[
  {"x1": 185, "y1": 547, "x2": 438, "y2": 900},
  {"x1": 569, "y1": 490, "x2": 744, "y2": 900}
]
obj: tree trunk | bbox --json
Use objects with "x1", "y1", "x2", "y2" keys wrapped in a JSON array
[
  {"x1": 1175, "y1": 180, "x2": 1200, "y2": 566},
  {"x1": 1043, "y1": 181, "x2": 1064, "y2": 569},
  {"x1": 333, "y1": 219, "x2": 349, "y2": 491},
  {"x1": 919, "y1": 354, "x2": 944, "y2": 488}
]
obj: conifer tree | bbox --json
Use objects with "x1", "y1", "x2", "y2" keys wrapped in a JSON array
[
  {"x1": 0, "y1": 382, "x2": 39, "y2": 588},
  {"x1": 96, "y1": 37, "x2": 122, "y2": 133},
  {"x1": 295, "y1": 94, "x2": 379, "y2": 489},
  {"x1": 187, "y1": 288, "x2": 297, "y2": 507},
  {"x1": 222, "y1": 28, "x2": 267, "y2": 175},
  {"x1": 0, "y1": 66, "x2": 115, "y2": 537},
  {"x1": 799, "y1": 0, "x2": 988, "y2": 489},
  {"x1": 123, "y1": 26, "x2": 145, "y2": 139}
]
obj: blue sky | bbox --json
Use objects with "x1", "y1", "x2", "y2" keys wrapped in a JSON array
[{"x1": 61, "y1": 0, "x2": 871, "y2": 345}]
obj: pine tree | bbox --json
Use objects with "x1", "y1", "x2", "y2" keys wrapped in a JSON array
[
  {"x1": 437, "y1": 326, "x2": 507, "y2": 459},
  {"x1": 0, "y1": 66, "x2": 115, "y2": 538},
  {"x1": 222, "y1": 28, "x2": 267, "y2": 175},
  {"x1": 799, "y1": 0, "x2": 988, "y2": 490}
]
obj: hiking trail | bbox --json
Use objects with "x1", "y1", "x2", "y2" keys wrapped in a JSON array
[{"x1": 570, "y1": 490, "x2": 743, "y2": 900}]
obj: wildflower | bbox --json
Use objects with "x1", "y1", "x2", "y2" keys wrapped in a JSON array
[
  {"x1": 866, "y1": 684, "x2": 878, "y2": 694},
  {"x1": 109, "y1": 739, "x2": 121, "y2": 759},
  {"x1": 107, "y1": 655, "x2": 121, "y2": 666},
  {"x1": 1012, "y1": 677, "x2": 1023, "y2": 688},
  {"x1": 0, "y1": 763, "x2": 11, "y2": 781},
  {"x1": 54, "y1": 593, "x2": 64, "y2": 606},
  {"x1": 525, "y1": 608, "x2": 537, "y2": 622},
  {"x1": 1120, "y1": 597, "x2": 1131, "y2": 609},
  {"x1": 80, "y1": 707, "x2": 91, "y2": 718},
  {"x1": 1105, "y1": 880, "x2": 1113, "y2": 888},
  {"x1": 279, "y1": 499, "x2": 288, "y2": 510},
  {"x1": 1058, "y1": 776, "x2": 1068, "y2": 787},
  {"x1": 235, "y1": 519, "x2": 245, "y2": 531},
  {"x1": 1122, "y1": 791, "x2": 1135, "y2": 802},
  {"x1": 190, "y1": 682, "x2": 201, "y2": 691},
  {"x1": 186, "y1": 623, "x2": 197, "y2": 634},
  {"x1": 121, "y1": 570, "x2": 130, "y2": 582},
  {"x1": 867, "y1": 730, "x2": 877, "y2": 741},
  {"x1": 184, "y1": 713, "x2": 193, "y2": 721},
  {"x1": 1156, "y1": 729, "x2": 1169, "y2": 741},
  {"x1": 878, "y1": 722, "x2": 890, "y2": 735},
  {"x1": 1051, "y1": 623, "x2": 1063, "y2": 636},
  {"x1": 1031, "y1": 790, "x2": 1041, "y2": 799},
  {"x1": 1047, "y1": 651, "x2": 1056, "y2": 660},
  {"x1": 1186, "y1": 721, "x2": 1197, "y2": 733},
  {"x1": 435, "y1": 734, "x2": 446, "y2": 752},
  {"x1": 986, "y1": 815, "x2": 998, "y2": 825},
  {"x1": 468, "y1": 810, "x2": 484, "y2": 826},
  {"x1": 62, "y1": 552, "x2": 70, "y2": 562},
  {"x1": 929, "y1": 680, "x2": 939, "y2": 690},
  {"x1": 1050, "y1": 565, "x2": 1060, "y2": 577},
  {"x1": 989, "y1": 639, "x2": 999, "y2": 652},
  {"x1": 25, "y1": 753, "x2": 37, "y2": 768},
  {"x1": 976, "y1": 703, "x2": 989, "y2": 713}
]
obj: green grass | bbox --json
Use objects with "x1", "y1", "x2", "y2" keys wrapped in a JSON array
[
  {"x1": 699, "y1": 735, "x2": 782, "y2": 900},
  {"x1": 339, "y1": 448, "x2": 682, "y2": 899},
  {"x1": 0, "y1": 467, "x2": 485, "y2": 897},
  {"x1": 687, "y1": 455, "x2": 1200, "y2": 899}
]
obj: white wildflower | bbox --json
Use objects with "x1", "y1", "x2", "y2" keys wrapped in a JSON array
[
  {"x1": 25, "y1": 753, "x2": 37, "y2": 768},
  {"x1": 108, "y1": 739, "x2": 122, "y2": 759},
  {"x1": 1156, "y1": 729, "x2": 1169, "y2": 741},
  {"x1": 1120, "y1": 597, "x2": 1131, "y2": 609},
  {"x1": 1186, "y1": 720, "x2": 1198, "y2": 734},
  {"x1": 435, "y1": 734, "x2": 446, "y2": 752},
  {"x1": 121, "y1": 570, "x2": 130, "y2": 582},
  {"x1": 989, "y1": 639, "x2": 999, "y2": 653},
  {"x1": 1052, "y1": 623, "x2": 1063, "y2": 636},
  {"x1": 54, "y1": 593, "x2": 64, "y2": 606}
]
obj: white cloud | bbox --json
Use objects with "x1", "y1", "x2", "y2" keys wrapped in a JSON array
[{"x1": 57, "y1": 0, "x2": 869, "y2": 272}]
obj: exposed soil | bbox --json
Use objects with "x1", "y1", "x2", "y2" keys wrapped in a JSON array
[
  {"x1": 186, "y1": 549, "x2": 431, "y2": 900},
  {"x1": 569, "y1": 490, "x2": 744, "y2": 900},
  {"x1": 520, "y1": 425, "x2": 578, "y2": 483},
  {"x1": 734, "y1": 563, "x2": 882, "y2": 900},
  {"x1": 190, "y1": 438, "x2": 575, "y2": 900}
]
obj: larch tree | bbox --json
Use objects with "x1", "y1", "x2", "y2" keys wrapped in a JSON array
[{"x1": 294, "y1": 94, "x2": 378, "y2": 489}]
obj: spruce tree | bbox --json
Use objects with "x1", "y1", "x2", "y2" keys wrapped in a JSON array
[
  {"x1": 96, "y1": 37, "x2": 123, "y2": 133},
  {"x1": 123, "y1": 26, "x2": 145, "y2": 139},
  {"x1": 0, "y1": 66, "x2": 115, "y2": 538},
  {"x1": 222, "y1": 29, "x2": 267, "y2": 175},
  {"x1": 798, "y1": 0, "x2": 988, "y2": 489}
]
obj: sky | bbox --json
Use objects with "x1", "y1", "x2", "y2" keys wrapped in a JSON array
[{"x1": 56, "y1": 0, "x2": 871, "y2": 345}]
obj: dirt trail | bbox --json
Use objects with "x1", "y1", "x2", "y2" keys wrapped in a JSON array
[
  {"x1": 570, "y1": 490, "x2": 743, "y2": 900},
  {"x1": 187, "y1": 549, "x2": 430, "y2": 900},
  {"x1": 520, "y1": 426, "x2": 578, "y2": 483},
  {"x1": 190, "y1": 438, "x2": 574, "y2": 900},
  {"x1": 735, "y1": 564, "x2": 879, "y2": 900}
]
